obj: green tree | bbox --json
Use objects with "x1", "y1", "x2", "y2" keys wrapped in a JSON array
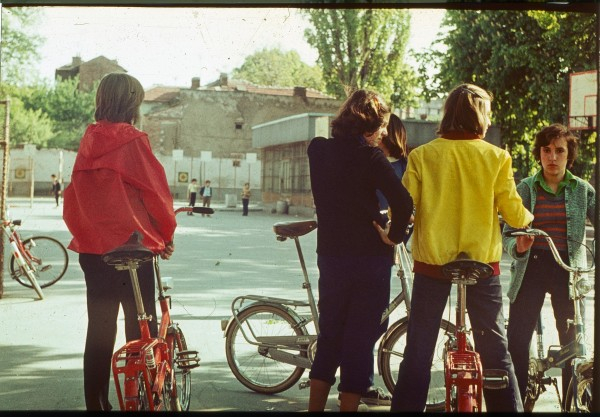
[
  {"x1": 1, "y1": 8, "x2": 43, "y2": 85},
  {"x1": 232, "y1": 48, "x2": 325, "y2": 91},
  {"x1": 417, "y1": 10, "x2": 596, "y2": 179},
  {"x1": 303, "y1": 8, "x2": 416, "y2": 109},
  {"x1": 16, "y1": 77, "x2": 96, "y2": 150}
]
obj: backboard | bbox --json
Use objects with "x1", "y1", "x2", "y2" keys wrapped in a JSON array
[{"x1": 569, "y1": 70, "x2": 597, "y2": 130}]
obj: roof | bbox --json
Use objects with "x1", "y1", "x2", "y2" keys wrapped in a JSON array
[
  {"x1": 144, "y1": 86, "x2": 181, "y2": 103},
  {"x1": 56, "y1": 55, "x2": 125, "y2": 72},
  {"x1": 200, "y1": 78, "x2": 335, "y2": 99}
]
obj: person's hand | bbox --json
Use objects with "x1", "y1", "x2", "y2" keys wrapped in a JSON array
[
  {"x1": 372, "y1": 221, "x2": 396, "y2": 246},
  {"x1": 515, "y1": 235, "x2": 534, "y2": 255},
  {"x1": 160, "y1": 241, "x2": 175, "y2": 260}
]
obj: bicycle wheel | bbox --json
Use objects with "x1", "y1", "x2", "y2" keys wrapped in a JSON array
[
  {"x1": 564, "y1": 364, "x2": 593, "y2": 412},
  {"x1": 171, "y1": 326, "x2": 192, "y2": 411},
  {"x1": 11, "y1": 236, "x2": 68, "y2": 288},
  {"x1": 225, "y1": 304, "x2": 307, "y2": 394},
  {"x1": 380, "y1": 318, "x2": 454, "y2": 411}
]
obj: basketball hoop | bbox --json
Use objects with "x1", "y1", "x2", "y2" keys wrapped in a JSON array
[{"x1": 569, "y1": 70, "x2": 597, "y2": 131}]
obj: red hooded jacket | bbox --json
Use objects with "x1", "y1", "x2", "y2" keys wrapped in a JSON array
[{"x1": 63, "y1": 121, "x2": 176, "y2": 255}]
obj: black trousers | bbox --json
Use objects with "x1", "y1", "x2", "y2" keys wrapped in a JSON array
[
  {"x1": 80, "y1": 253, "x2": 158, "y2": 411},
  {"x1": 507, "y1": 249, "x2": 575, "y2": 402}
]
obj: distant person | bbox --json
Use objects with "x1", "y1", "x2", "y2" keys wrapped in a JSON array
[
  {"x1": 504, "y1": 123, "x2": 595, "y2": 407},
  {"x1": 62, "y1": 72, "x2": 176, "y2": 411},
  {"x1": 307, "y1": 89, "x2": 413, "y2": 412},
  {"x1": 187, "y1": 178, "x2": 200, "y2": 215},
  {"x1": 389, "y1": 83, "x2": 533, "y2": 412},
  {"x1": 241, "y1": 183, "x2": 251, "y2": 216},
  {"x1": 50, "y1": 174, "x2": 61, "y2": 207},
  {"x1": 200, "y1": 180, "x2": 212, "y2": 217}
]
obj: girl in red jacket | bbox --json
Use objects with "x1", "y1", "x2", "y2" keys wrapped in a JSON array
[{"x1": 63, "y1": 73, "x2": 176, "y2": 411}]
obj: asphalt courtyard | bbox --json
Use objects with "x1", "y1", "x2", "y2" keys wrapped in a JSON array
[{"x1": 0, "y1": 197, "x2": 593, "y2": 412}]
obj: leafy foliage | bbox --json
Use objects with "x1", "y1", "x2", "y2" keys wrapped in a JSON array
[
  {"x1": 417, "y1": 10, "x2": 596, "y2": 179},
  {"x1": 303, "y1": 8, "x2": 416, "y2": 110},
  {"x1": 1, "y1": 8, "x2": 43, "y2": 85},
  {"x1": 232, "y1": 48, "x2": 325, "y2": 91},
  {"x1": 1, "y1": 78, "x2": 96, "y2": 150}
]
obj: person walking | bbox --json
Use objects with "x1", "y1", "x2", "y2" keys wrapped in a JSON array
[
  {"x1": 63, "y1": 72, "x2": 176, "y2": 411},
  {"x1": 503, "y1": 123, "x2": 595, "y2": 408},
  {"x1": 187, "y1": 178, "x2": 200, "y2": 215},
  {"x1": 200, "y1": 180, "x2": 212, "y2": 217},
  {"x1": 307, "y1": 89, "x2": 413, "y2": 412},
  {"x1": 388, "y1": 83, "x2": 533, "y2": 412},
  {"x1": 241, "y1": 182, "x2": 251, "y2": 216},
  {"x1": 50, "y1": 174, "x2": 61, "y2": 207}
]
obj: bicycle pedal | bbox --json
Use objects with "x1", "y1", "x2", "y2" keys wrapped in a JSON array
[
  {"x1": 483, "y1": 369, "x2": 509, "y2": 389},
  {"x1": 175, "y1": 350, "x2": 200, "y2": 370}
]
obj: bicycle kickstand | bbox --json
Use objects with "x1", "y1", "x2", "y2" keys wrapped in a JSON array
[{"x1": 550, "y1": 378, "x2": 563, "y2": 411}]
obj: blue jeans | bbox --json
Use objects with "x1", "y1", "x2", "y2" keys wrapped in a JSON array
[
  {"x1": 309, "y1": 254, "x2": 391, "y2": 394},
  {"x1": 391, "y1": 273, "x2": 523, "y2": 412}
]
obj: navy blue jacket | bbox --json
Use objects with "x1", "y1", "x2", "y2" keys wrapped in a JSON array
[{"x1": 308, "y1": 135, "x2": 413, "y2": 257}]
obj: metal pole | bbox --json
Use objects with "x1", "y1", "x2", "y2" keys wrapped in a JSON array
[
  {"x1": 0, "y1": 99, "x2": 10, "y2": 298},
  {"x1": 593, "y1": 3, "x2": 600, "y2": 411}
]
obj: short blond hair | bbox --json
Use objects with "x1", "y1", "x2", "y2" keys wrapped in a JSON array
[{"x1": 94, "y1": 73, "x2": 145, "y2": 124}]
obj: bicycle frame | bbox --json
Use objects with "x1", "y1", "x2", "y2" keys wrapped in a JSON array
[
  {"x1": 510, "y1": 228, "x2": 594, "y2": 412},
  {"x1": 2, "y1": 219, "x2": 44, "y2": 299},
  {"x1": 444, "y1": 277, "x2": 484, "y2": 412},
  {"x1": 109, "y1": 207, "x2": 203, "y2": 411},
  {"x1": 225, "y1": 227, "x2": 415, "y2": 376}
]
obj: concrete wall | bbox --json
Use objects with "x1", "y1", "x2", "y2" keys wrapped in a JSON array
[
  {"x1": 4, "y1": 147, "x2": 262, "y2": 203},
  {"x1": 144, "y1": 89, "x2": 341, "y2": 159}
]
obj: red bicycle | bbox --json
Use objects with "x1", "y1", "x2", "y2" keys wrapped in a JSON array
[
  {"x1": 102, "y1": 206, "x2": 211, "y2": 411},
  {"x1": 441, "y1": 256, "x2": 509, "y2": 412}
]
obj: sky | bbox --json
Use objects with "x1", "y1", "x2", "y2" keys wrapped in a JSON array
[{"x1": 23, "y1": 6, "x2": 446, "y2": 90}]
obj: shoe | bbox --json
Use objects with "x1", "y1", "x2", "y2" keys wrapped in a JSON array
[{"x1": 360, "y1": 387, "x2": 392, "y2": 406}]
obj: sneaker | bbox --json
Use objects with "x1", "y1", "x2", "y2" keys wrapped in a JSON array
[{"x1": 360, "y1": 387, "x2": 392, "y2": 406}]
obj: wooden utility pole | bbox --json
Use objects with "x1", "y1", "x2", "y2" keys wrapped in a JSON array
[{"x1": 0, "y1": 99, "x2": 10, "y2": 298}]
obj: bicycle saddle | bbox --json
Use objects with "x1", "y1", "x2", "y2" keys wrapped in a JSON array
[
  {"x1": 102, "y1": 231, "x2": 155, "y2": 266},
  {"x1": 273, "y1": 220, "x2": 317, "y2": 238},
  {"x1": 441, "y1": 257, "x2": 494, "y2": 282}
]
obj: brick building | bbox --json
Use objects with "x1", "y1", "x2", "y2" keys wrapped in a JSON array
[{"x1": 55, "y1": 55, "x2": 126, "y2": 91}]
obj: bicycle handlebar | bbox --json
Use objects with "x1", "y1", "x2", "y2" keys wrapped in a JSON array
[{"x1": 504, "y1": 228, "x2": 595, "y2": 276}]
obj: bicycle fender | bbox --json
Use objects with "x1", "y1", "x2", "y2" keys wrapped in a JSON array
[
  {"x1": 376, "y1": 316, "x2": 409, "y2": 375},
  {"x1": 222, "y1": 302, "x2": 309, "y2": 337}
]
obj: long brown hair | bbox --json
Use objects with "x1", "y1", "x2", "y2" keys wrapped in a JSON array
[
  {"x1": 94, "y1": 73, "x2": 145, "y2": 124},
  {"x1": 380, "y1": 113, "x2": 408, "y2": 159},
  {"x1": 331, "y1": 89, "x2": 390, "y2": 138},
  {"x1": 437, "y1": 83, "x2": 492, "y2": 138}
]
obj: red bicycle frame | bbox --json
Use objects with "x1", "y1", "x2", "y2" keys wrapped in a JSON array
[
  {"x1": 444, "y1": 278, "x2": 483, "y2": 412},
  {"x1": 442, "y1": 258, "x2": 508, "y2": 412},
  {"x1": 107, "y1": 206, "x2": 205, "y2": 411}
]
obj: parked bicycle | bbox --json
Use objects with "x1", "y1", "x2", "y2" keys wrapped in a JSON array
[
  {"x1": 440, "y1": 255, "x2": 509, "y2": 412},
  {"x1": 222, "y1": 219, "x2": 454, "y2": 411},
  {"x1": 505, "y1": 228, "x2": 595, "y2": 413},
  {"x1": 3, "y1": 215, "x2": 69, "y2": 300},
  {"x1": 102, "y1": 206, "x2": 210, "y2": 411}
]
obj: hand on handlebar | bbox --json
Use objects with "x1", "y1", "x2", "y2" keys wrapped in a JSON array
[
  {"x1": 160, "y1": 241, "x2": 175, "y2": 260},
  {"x1": 516, "y1": 235, "x2": 534, "y2": 253}
]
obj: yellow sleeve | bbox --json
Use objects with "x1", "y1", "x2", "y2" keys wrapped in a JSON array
[{"x1": 495, "y1": 153, "x2": 534, "y2": 228}]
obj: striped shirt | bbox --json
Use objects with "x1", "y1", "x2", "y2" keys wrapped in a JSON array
[{"x1": 532, "y1": 185, "x2": 567, "y2": 252}]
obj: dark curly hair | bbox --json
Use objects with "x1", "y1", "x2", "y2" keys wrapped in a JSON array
[{"x1": 533, "y1": 123, "x2": 579, "y2": 169}]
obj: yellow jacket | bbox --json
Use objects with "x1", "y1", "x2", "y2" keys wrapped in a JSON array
[{"x1": 402, "y1": 138, "x2": 533, "y2": 272}]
